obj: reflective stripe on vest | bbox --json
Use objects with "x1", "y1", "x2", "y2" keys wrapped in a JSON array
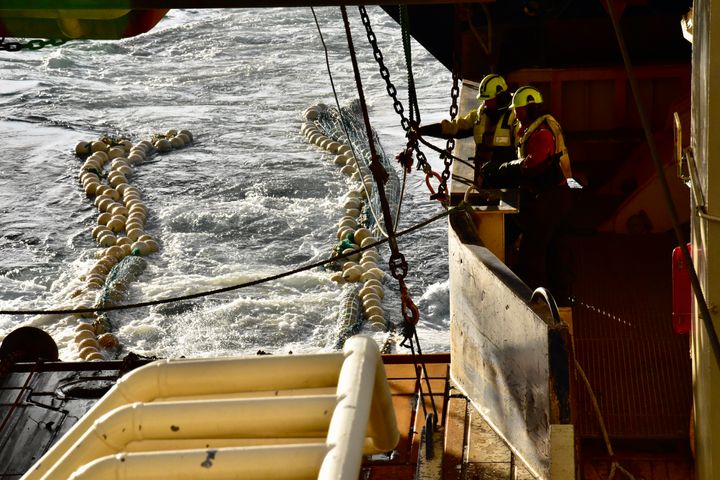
[
  {"x1": 517, "y1": 114, "x2": 572, "y2": 179},
  {"x1": 473, "y1": 108, "x2": 514, "y2": 148}
]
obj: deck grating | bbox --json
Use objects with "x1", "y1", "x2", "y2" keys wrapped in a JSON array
[{"x1": 566, "y1": 233, "x2": 693, "y2": 439}]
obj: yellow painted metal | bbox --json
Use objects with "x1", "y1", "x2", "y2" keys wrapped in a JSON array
[
  {"x1": 22, "y1": 352, "x2": 344, "y2": 480},
  {"x1": 160, "y1": 386, "x2": 337, "y2": 402},
  {"x1": 318, "y1": 337, "x2": 399, "y2": 479},
  {"x1": 69, "y1": 444, "x2": 329, "y2": 480},
  {"x1": 691, "y1": 1, "x2": 720, "y2": 476},
  {"x1": 470, "y1": 210, "x2": 508, "y2": 262},
  {"x1": 123, "y1": 437, "x2": 383, "y2": 455},
  {"x1": 0, "y1": 8, "x2": 169, "y2": 40},
  {"x1": 549, "y1": 425, "x2": 575, "y2": 479},
  {"x1": 23, "y1": 336, "x2": 399, "y2": 480},
  {"x1": 42, "y1": 396, "x2": 338, "y2": 480},
  {"x1": 0, "y1": 9, "x2": 130, "y2": 19}
]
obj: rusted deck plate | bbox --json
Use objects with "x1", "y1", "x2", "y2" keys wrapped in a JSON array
[
  {"x1": 367, "y1": 354, "x2": 537, "y2": 480},
  {"x1": 363, "y1": 354, "x2": 449, "y2": 479}
]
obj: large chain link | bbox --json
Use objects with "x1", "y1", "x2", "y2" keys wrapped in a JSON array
[
  {"x1": 358, "y1": 6, "x2": 409, "y2": 131},
  {"x1": 357, "y1": 5, "x2": 420, "y2": 333},
  {"x1": 358, "y1": 5, "x2": 431, "y2": 176},
  {"x1": 436, "y1": 70, "x2": 461, "y2": 200},
  {"x1": 1, "y1": 37, "x2": 66, "y2": 52}
]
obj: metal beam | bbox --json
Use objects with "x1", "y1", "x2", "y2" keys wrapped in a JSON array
[{"x1": 0, "y1": 0, "x2": 481, "y2": 9}]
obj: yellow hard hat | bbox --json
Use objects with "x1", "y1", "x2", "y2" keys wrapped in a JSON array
[
  {"x1": 476, "y1": 74, "x2": 508, "y2": 100},
  {"x1": 511, "y1": 86, "x2": 543, "y2": 109}
]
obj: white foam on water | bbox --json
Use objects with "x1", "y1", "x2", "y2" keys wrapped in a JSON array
[{"x1": 0, "y1": 7, "x2": 454, "y2": 357}]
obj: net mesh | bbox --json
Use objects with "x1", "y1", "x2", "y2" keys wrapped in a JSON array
[
  {"x1": 313, "y1": 100, "x2": 401, "y2": 350},
  {"x1": 95, "y1": 256, "x2": 147, "y2": 308},
  {"x1": 316, "y1": 100, "x2": 401, "y2": 236}
]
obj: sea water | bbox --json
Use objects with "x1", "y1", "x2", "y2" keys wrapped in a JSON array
[{"x1": 0, "y1": 7, "x2": 454, "y2": 360}]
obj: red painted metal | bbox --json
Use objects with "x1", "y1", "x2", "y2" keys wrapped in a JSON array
[{"x1": 672, "y1": 244, "x2": 692, "y2": 334}]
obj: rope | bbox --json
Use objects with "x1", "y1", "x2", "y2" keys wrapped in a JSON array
[
  {"x1": 400, "y1": 6, "x2": 420, "y2": 126},
  {"x1": 575, "y1": 358, "x2": 637, "y2": 480},
  {"x1": 310, "y1": 7, "x2": 391, "y2": 239},
  {"x1": 393, "y1": 168, "x2": 408, "y2": 234},
  {"x1": 606, "y1": 0, "x2": 720, "y2": 368},
  {"x1": 0, "y1": 207, "x2": 455, "y2": 316}
]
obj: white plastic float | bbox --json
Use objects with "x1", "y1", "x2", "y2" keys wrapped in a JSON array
[
  {"x1": 68, "y1": 130, "x2": 193, "y2": 361},
  {"x1": 301, "y1": 105, "x2": 388, "y2": 330}
]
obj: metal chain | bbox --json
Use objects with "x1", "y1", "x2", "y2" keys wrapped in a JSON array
[
  {"x1": 358, "y1": 5, "x2": 432, "y2": 176},
  {"x1": 358, "y1": 6, "x2": 409, "y2": 131},
  {"x1": 436, "y1": 70, "x2": 460, "y2": 200},
  {"x1": 0, "y1": 37, "x2": 66, "y2": 52},
  {"x1": 342, "y1": 6, "x2": 419, "y2": 334}
]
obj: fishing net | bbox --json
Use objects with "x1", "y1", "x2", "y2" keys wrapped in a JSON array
[
  {"x1": 312, "y1": 100, "x2": 402, "y2": 351},
  {"x1": 333, "y1": 284, "x2": 362, "y2": 350},
  {"x1": 95, "y1": 256, "x2": 147, "y2": 308},
  {"x1": 316, "y1": 100, "x2": 401, "y2": 235}
]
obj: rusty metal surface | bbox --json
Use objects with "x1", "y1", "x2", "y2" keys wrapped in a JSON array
[
  {"x1": 0, "y1": 365, "x2": 123, "y2": 479},
  {"x1": 363, "y1": 356, "x2": 449, "y2": 480},
  {"x1": 449, "y1": 226, "x2": 551, "y2": 478},
  {"x1": 568, "y1": 233, "x2": 693, "y2": 439}
]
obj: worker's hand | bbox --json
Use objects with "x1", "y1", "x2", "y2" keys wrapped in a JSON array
[
  {"x1": 415, "y1": 123, "x2": 443, "y2": 139},
  {"x1": 479, "y1": 161, "x2": 499, "y2": 177},
  {"x1": 498, "y1": 159, "x2": 524, "y2": 172}
]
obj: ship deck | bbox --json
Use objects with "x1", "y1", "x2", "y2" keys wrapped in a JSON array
[
  {"x1": 373, "y1": 350, "x2": 694, "y2": 480},
  {"x1": 0, "y1": 348, "x2": 696, "y2": 479}
]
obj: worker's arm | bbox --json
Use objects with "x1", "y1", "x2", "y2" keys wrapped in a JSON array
[
  {"x1": 521, "y1": 129, "x2": 556, "y2": 177},
  {"x1": 418, "y1": 109, "x2": 477, "y2": 139},
  {"x1": 488, "y1": 128, "x2": 555, "y2": 186}
]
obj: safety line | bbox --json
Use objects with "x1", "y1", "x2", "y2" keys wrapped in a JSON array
[
  {"x1": 0, "y1": 207, "x2": 455, "y2": 316},
  {"x1": 575, "y1": 358, "x2": 637, "y2": 480}
]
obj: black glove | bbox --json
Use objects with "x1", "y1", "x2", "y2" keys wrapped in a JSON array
[
  {"x1": 479, "y1": 161, "x2": 499, "y2": 177},
  {"x1": 417, "y1": 123, "x2": 443, "y2": 138}
]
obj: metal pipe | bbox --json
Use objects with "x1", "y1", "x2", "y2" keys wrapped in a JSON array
[
  {"x1": 69, "y1": 444, "x2": 329, "y2": 480},
  {"x1": 42, "y1": 395, "x2": 338, "y2": 480},
  {"x1": 24, "y1": 336, "x2": 399, "y2": 480},
  {"x1": 22, "y1": 353, "x2": 344, "y2": 480},
  {"x1": 1, "y1": 0, "x2": 465, "y2": 10},
  {"x1": 318, "y1": 336, "x2": 399, "y2": 479}
]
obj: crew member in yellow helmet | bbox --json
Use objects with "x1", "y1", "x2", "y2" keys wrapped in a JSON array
[
  {"x1": 485, "y1": 85, "x2": 578, "y2": 298},
  {"x1": 416, "y1": 73, "x2": 516, "y2": 187}
]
